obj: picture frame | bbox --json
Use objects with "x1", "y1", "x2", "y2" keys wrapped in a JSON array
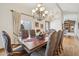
[
  {"x1": 40, "y1": 24, "x2": 43, "y2": 29},
  {"x1": 35, "y1": 22, "x2": 39, "y2": 27}
]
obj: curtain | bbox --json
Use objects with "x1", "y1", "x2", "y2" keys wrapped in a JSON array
[{"x1": 12, "y1": 11, "x2": 21, "y2": 44}]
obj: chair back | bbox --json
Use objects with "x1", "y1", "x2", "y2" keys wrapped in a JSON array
[
  {"x1": 55, "y1": 30, "x2": 62, "y2": 52},
  {"x1": 21, "y1": 30, "x2": 28, "y2": 39},
  {"x1": 45, "y1": 31, "x2": 58, "y2": 56},
  {"x1": 1, "y1": 31, "x2": 12, "y2": 53},
  {"x1": 51, "y1": 30, "x2": 62, "y2": 55},
  {"x1": 30, "y1": 30, "x2": 35, "y2": 38},
  {"x1": 20, "y1": 24, "x2": 25, "y2": 31},
  {"x1": 59, "y1": 30, "x2": 63, "y2": 48}
]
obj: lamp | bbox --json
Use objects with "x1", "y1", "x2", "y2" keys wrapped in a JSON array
[{"x1": 32, "y1": 3, "x2": 48, "y2": 21}]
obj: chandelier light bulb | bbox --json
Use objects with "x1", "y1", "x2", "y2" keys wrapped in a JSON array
[
  {"x1": 43, "y1": 14, "x2": 45, "y2": 17},
  {"x1": 40, "y1": 7, "x2": 45, "y2": 11},
  {"x1": 35, "y1": 8, "x2": 38, "y2": 11},
  {"x1": 37, "y1": 3, "x2": 42, "y2": 7},
  {"x1": 32, "y1": 3, "x2": 48, "y2": 21}
]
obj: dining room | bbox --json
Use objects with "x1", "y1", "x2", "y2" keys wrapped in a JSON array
[{"x1": 0, "y1": 3, "x2": 79, "y2": 56}]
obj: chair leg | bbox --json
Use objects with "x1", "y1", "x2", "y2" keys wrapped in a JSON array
[
  {"x1": 59, "y1": 44, "x2": 64, "y2": 55},
  {"x1": 61, "y1": 44, "x2": 63, "y2": 50},
  {"x1": 54, "y1": 49, "x2": 59, "y2": 56}
]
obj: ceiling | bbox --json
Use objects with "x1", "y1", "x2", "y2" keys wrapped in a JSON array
[
  {"x1": 1, "y1": 3, "x2": 79, "y2": 13},
  {"x1": 19, "y1": 3, "x2": 79, "y2": 13},
  {"x1": 58, "y1": 3, "x2": 79, "y2": 13}
]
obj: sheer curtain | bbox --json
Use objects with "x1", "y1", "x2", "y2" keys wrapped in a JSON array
[{"x1": 12, "y1": 11, "x2": 21, "y2": 44}]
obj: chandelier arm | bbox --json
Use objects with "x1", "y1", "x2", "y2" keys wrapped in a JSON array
[{"x1": 32, "y1": 3, "x2": 48, "y2": 21}]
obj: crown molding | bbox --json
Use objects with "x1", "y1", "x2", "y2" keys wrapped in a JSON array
[
  {"x1": 10, "y1": 9, "x2": 33, "y2": 17},
  {"x1": 63, "y1": 11, "x2": 79, "y2": 14}
]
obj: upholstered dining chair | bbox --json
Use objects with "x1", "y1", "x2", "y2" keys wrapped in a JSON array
[
  {"x1": 45, "y1": 31, "x2": 58, "y2": 56},
  {"x1": 21, "y1": 30, "x2": 29, "y2": 39},
  {"x1": 1, "y1": 31, "x2": 27, "y2": 56},
  {"x1": 20, "y1": 24, "x2": 25, "y2": 31},
  {"x1": 55, "y1": 30, "x2": 63, "y2": 55},
  {"x1": 30, "y1": 30, "x2": 35, "y2": 38},
  {"x1": 57, "y1": 30, "x2": 64, "y2": 54}
]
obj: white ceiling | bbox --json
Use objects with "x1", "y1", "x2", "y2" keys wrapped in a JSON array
[
  {"x1": 1, "y1": 3, "x2": 79, "y2": 13},
  {"x1": 13, "y1": 3, "x2": 57, "y2": 11},
  {"x1": 58, "y1": 3, "x2": 79, "y2": 13},
  {"x1": 18, "y1": 3, "x2": 79, "y2": 13}
]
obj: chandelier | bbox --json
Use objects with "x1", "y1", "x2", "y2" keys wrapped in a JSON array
[{"x1": 32, "y1": 3, "x2": 48, "y2": 21}]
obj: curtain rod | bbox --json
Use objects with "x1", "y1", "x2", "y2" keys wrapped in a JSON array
[{"x1": 10, "y1": 10, "x2": 33, "y2": 17}]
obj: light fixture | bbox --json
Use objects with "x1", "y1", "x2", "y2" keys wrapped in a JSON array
[{"x1": 32, "y1": 3, "x2": 48, "y2": 21}]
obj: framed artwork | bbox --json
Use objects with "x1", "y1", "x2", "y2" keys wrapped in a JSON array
[
  {"x1": 40, "y1": 24, "x2": 43, "y2": 29},
  {"x1": 35, "y1": 22, "x2": 39, "y2": 27}
]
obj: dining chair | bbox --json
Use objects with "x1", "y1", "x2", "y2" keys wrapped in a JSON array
[
  {"x1": 30, "y1": 30, "x2": 35, "y2": 38},
  {"x1": 55, "y1": 30, "x2": 63, "y2": 55},
  {"x1": 57, "y1": 30, "x2": 64, "y2": 54},
  {"x1": 20, "y1": 24, "x2": 25, "y2": 31},
  {"x1": 45, "y1": 31, "x2": 58, "y2": 56},
  {"x1": 21, "y1": 30, "x2": 29, "y2": 39},
  {"x1": 1, "y1": 31, "x2": 27, "y2": 56}
]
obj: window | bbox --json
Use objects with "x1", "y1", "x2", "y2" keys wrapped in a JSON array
[{"x1": 21, "y1": 15, "x2": 32, "y2": 30}]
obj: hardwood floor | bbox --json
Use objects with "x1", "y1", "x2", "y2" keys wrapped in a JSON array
[
  {"x1": 63, "y1": 36, "x2": 79, "y2": 56},
  {"x1": 0, "y1": 36, "x2": 79, "y2": 56},
  {"x1": 0, "y1": 48, "x2": 5, "y2": 56}
]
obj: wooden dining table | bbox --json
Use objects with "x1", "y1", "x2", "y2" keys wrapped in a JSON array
[{"x1": 18, "y1": 37, "x2": 49, "y2": 55}]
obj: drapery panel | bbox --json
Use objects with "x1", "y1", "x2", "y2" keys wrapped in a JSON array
[{"x1": 12, "y1": 11, "x2": 21, "y2": 44}]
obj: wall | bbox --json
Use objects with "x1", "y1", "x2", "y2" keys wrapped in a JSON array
[
  {"x1": 76, "y1": 14, "x2": 79, "y2": 39},
  {"x1": 50, "y1": 19, "x2": 62, "y2": 31},
  {"x1": 0, "y1": 4, "x2": 33, "y2": 48},
  {"x1": 50, "y1": 6, "x2": 62, "y2": 31},
  {"x1": 21, "y1": 15, "x2": 46, "y2": 32}
]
